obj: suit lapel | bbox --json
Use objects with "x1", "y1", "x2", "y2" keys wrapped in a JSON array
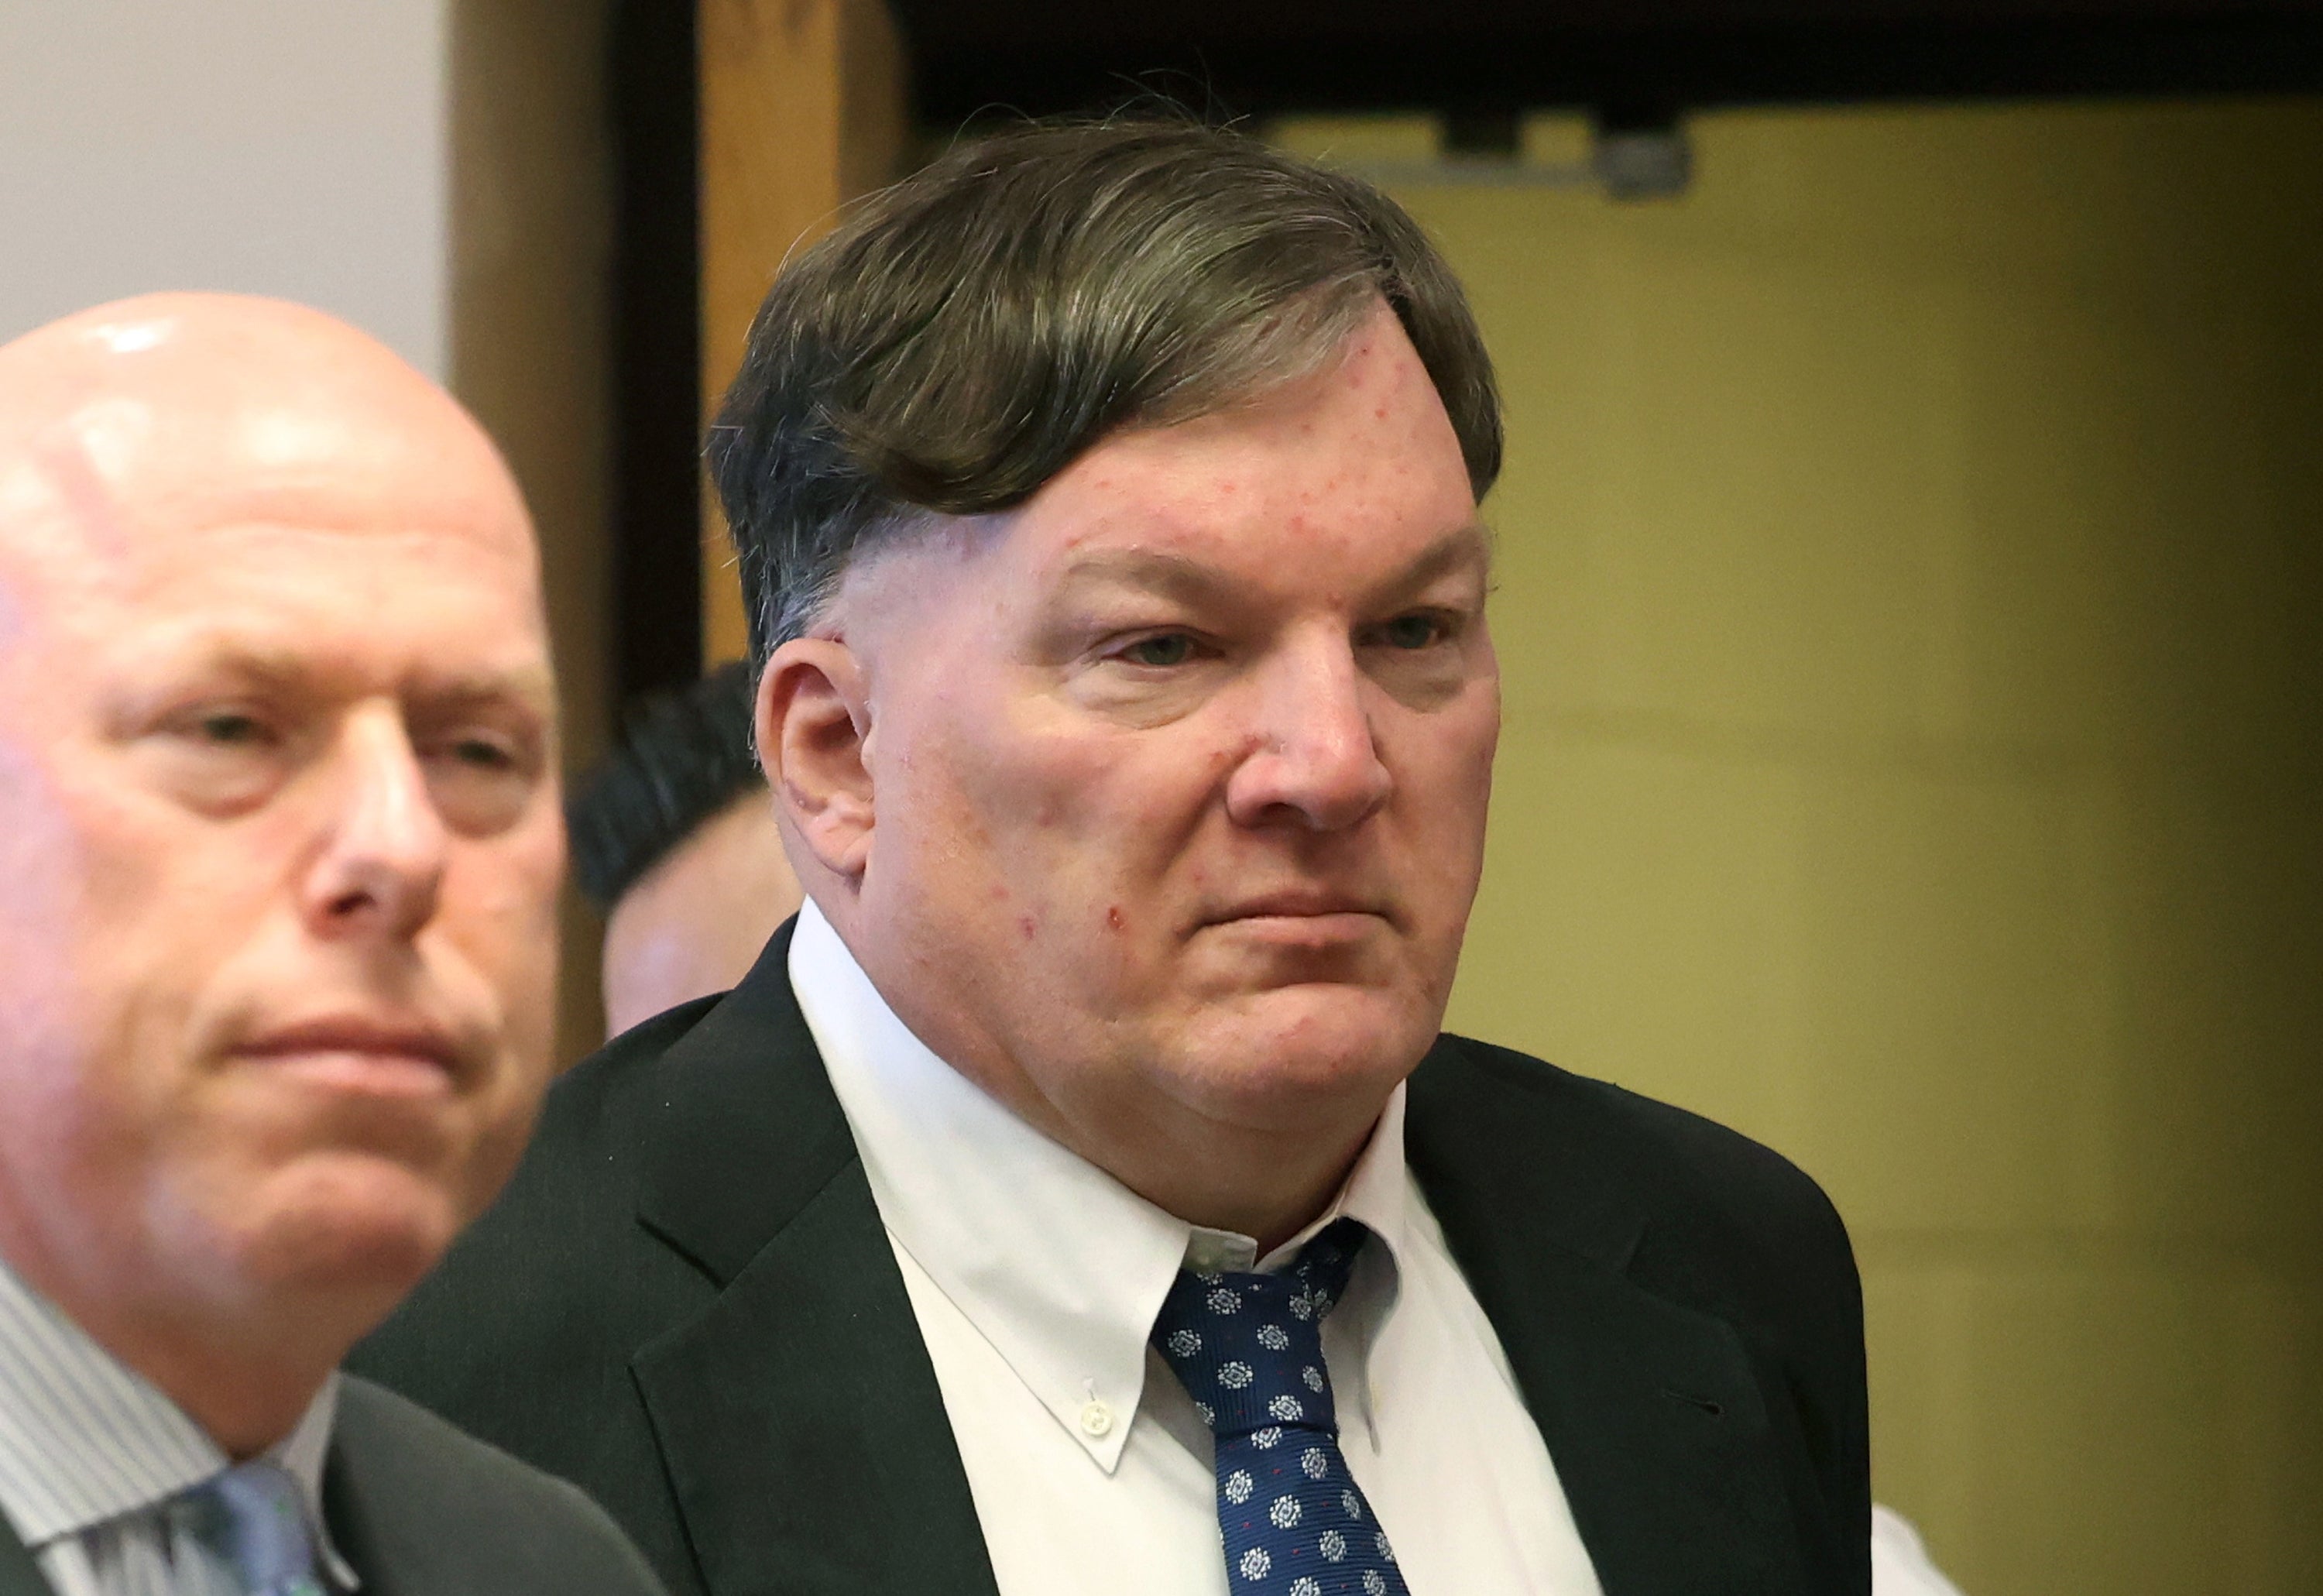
[
  {"x1": 630, "y1": 924, "x2": 999, "y2": 1596},
  {"x1": 0, "y1": 1525, "x2": 50, "y2": 1596},
  {"x1": 319, "y1": 1412, "x2": 424, "y2": 1596},
  {"x1": 623, "y1": 933, "x2": 1807, "y2": 1595},
  {"x1": 1408, "y1": 1042, "x2": 1807, "y2": 1595}
]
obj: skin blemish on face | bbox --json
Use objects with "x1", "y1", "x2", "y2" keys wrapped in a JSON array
[
  {"x1": 1106, "y1": 904, "x2": 1124, "y2": 932},
  {"x1": 29, "y1": 430, "x2": 139, "y2": 565},
  {"x1": 1018, "y1": 914, "x2": 1038, "y2": 941}
]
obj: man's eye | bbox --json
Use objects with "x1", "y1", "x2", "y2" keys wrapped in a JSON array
[
  {"x1": 445, "y1": 735, "x2": 516, "y2": 771},
  {"x1": 1378, "y1": 614, "x2": 1445, "y2": 650},
  {"x1": 420, "y1": 726, "x2": 540, "y2": 835},
  {"x1": 1120, "y1": 634, "x2": 1196, "y2": 668},
  {"x1": 191, "y1": 710, "x2": 273, "y2": 747}
]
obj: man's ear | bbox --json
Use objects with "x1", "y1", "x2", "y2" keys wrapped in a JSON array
[{"x1": 756, "y1": 638, "x2": 875, "y2": 882}]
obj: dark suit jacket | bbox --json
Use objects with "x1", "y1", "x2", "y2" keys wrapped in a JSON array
[
  {"x1": 0, "y1": 1376, "x2": 666, "y2": 1596},
  {"x1": 352, "y1": 922, "x2": 1871, "y2": 1596}
]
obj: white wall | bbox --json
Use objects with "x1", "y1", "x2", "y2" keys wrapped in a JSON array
[{"x1": 0, "y1": 0, "x2": 451, "y2": 376}]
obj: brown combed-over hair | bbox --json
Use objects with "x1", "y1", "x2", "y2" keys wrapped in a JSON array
[{"x1": 706, "y1": 118, "x2": 1502, "y2": 665}]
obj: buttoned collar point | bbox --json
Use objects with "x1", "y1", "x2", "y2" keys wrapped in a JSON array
[{"x1": 790, "y1": 898, "x2": 1411, "y2": 1474}]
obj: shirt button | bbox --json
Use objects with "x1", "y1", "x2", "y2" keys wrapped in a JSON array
[{"x1": 1078, "y1": 1401, "x2": 1114, "y2": 1438}]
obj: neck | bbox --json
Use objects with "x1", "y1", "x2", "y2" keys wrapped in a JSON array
[
  {"x1": 0, "y1": 1225, "x2": 354, "y2": 1460},
  {"x1": 1103, "y1": 1107, "x2": 1379, "y2": 1257},
  {"x1": 821, "y1": 894, "x2": 1404, "y2": 1254},
  {"x1": 911, "y1": 1018, "x2": 1387, "y2": 1255},
  {"x1": 83, "y1": 1312, "x2": 335, "y2": 1459}
]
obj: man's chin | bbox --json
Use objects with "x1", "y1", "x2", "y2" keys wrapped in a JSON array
[
  {"x1": 209, "y1": 1154, "x2": 467, "y2": 1317},
  {"x1": 1177, "y1": 984, "x2": 1437, "y2": 1112}
]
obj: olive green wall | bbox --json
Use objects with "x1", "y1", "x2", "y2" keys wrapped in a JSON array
[{"x1": 1283, "y1": 98, "x2": 2322, "y2": 1594}]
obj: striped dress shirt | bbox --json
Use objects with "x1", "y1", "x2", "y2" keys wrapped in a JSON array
[{"x1": 0, "y1": 1261, "x2": 356, "y2": 1596}]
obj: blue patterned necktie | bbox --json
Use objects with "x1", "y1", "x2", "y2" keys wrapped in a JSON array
[
  {"x1": 1152, "y1": 1217, "x2": 1409, "y2": 1596},
  {"x1": 172, "y1": 1460, "x2": 329, "y2": 1596}
]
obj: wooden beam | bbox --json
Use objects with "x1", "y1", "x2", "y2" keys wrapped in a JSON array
[
  {"x1": 449, "y1": 0, "x2": 617, "y2": 1066},
  {"x1": 698, "y1": 0, "x2": 904, "y2": 667}
]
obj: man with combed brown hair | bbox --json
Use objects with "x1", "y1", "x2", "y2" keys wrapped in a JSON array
[
  {"x1": 0, "y1": 293, "x2": 665, "y2": 1596},
  {"x1": 360, "y1": 122, "x2": 1872, "y2": 1596}
]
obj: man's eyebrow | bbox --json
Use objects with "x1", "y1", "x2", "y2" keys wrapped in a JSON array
[
  {"x1": 1051, "y1": 523, "x2": 1491, "y2": 607},
  {"x1": 1383, "y1": 523, "x2": 1494, "y2": 599},
  {"x1": 118, "y1": 639, "x2": 556, "y2": 712},
  {"x1": 417, "y1": 664, "x2": 558, "y2": 711},
  {"x1": 1050, "y1": 548, "x2": 1230, "y2": 606}
]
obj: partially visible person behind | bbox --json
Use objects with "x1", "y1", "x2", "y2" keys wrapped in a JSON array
[
  {"x1": 568, "y1": 661, "x2": 801, "y2": 1038},
  {"x1": 0, "y1": 293, "x2": 665, "y2": 1596}
]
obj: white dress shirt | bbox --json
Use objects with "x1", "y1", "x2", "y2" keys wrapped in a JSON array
[
  {"x1": 791, "y1": 899, "x2": 1605, "y2": 1596},
  {"x1": 1872, "y1": 1505, "x2": 1967, "y2": 1596},
  {"x1": 0, "y1": 1259, "x2": 355, "y2": 1596}
]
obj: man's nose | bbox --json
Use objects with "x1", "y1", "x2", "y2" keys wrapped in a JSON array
[
  {"x1": 301, "y1": 704, "x2": 448, "y2": 940},
  {"x1": 1223, "y1": 636, "x2": 1394, "y2": 832}
]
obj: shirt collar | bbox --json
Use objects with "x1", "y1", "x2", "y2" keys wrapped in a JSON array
[
  {"x1": 791, "y1": 898, "x2": 1409, "y2": 1474},
  {"x1": 1187, "y1": 1086, "x2": 1409, "y2": 1279},
  {"x1": 0, "y1": 1258, "x2": 359, "y2": 1587}
]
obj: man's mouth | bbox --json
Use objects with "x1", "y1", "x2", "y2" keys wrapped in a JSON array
[
  {"x1": 231, "y1": 1016, "x2": 470, "y2": 1099},
  {"x1": 1199, "y1": 890, "x2": 1392, "y2": 941}
]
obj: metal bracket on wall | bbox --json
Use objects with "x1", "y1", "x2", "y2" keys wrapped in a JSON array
[{"x1": 1330, "y1": 118, "x2": 1693, "y2": 202}]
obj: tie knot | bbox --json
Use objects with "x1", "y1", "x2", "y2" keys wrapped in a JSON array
[
  {"x1": 179, "y1": 1460, "x2": 325, "y2": 1596},
  {"x1": 1152, "y1": 1218, "x2": 1367, "y2": 1441},
  {"x1": 1282, "y1": 1217, "x2": 1365, "y2": 1307}
]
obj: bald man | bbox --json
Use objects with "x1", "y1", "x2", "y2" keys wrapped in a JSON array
[{"x1": 0, "y1": 295, "x2": 664, "y2": 1596}]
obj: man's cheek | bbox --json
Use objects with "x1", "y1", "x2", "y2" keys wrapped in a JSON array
[{"x1": 955, "y1": 749, "x2": 1106, "y2": 864}]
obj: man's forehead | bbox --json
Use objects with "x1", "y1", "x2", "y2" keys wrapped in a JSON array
[
  {"x1": 1016, "y1": 352, "x2": 1483, "y2": 599},
  {"x1": 0, "y1": 302, "x2": 532, "y2": 587},
  {"x1": 0, "y1": 420, "x2": 518, "y2": 595}
]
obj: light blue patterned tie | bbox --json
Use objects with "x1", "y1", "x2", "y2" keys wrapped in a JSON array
[
  {"x1": 177, "y1": 1460, "x2": 328, "y2": 1596},
  {"x1": 1153, "y1": 1218, "x2": 1409, "y2": 1596}
]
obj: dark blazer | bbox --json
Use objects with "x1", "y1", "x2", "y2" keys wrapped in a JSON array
[
  {"x1": 352, "y1": 922, "x2": 1870, "y2": 1596},
  {"x1": 0, "y1": 1376, "x2": 667, "y2": 1596}
]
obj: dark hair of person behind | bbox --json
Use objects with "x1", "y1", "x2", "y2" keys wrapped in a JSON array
[
  {"x1": 706, "y1": 117, "x2": 1503, "y2": 667},
  {"x1": 567, "y1": 661, "x2": 764, "y2": 908}
]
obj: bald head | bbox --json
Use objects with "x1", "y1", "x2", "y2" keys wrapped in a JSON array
[
  {"x1": 0, "y1": 293, "x2": 564, "y2": 1457},
  {"x1": 0, "y1": 293, "x2": 536, "y2": 609}
]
